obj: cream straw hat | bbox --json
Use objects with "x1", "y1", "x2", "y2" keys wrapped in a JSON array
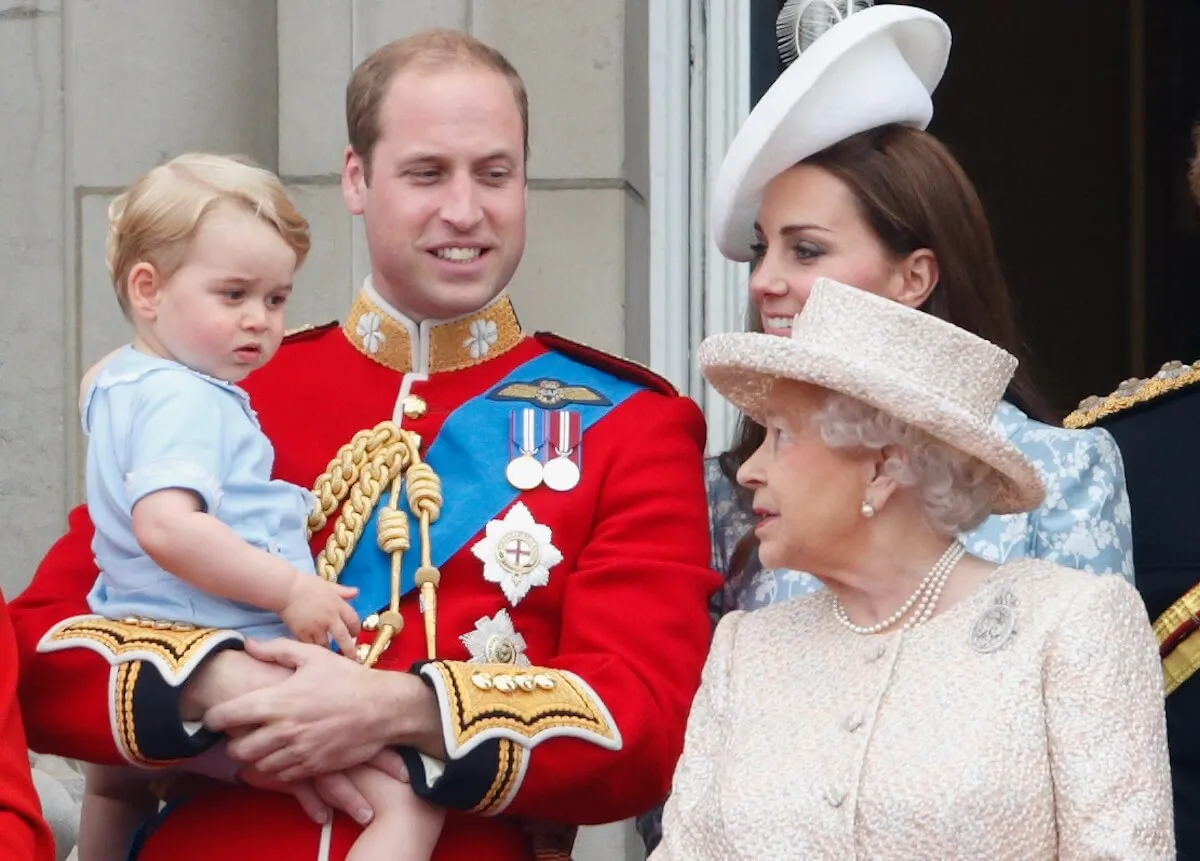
[{"x1": 699, "y1": 278, "x2": 1045, "y2": 514}]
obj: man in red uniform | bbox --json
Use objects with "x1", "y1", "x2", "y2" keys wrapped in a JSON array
[{"x1": 12, "y1": 30, "x2": 717, "y2": 861}]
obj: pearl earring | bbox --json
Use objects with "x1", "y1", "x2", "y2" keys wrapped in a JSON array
[{"x1": 860, "y1": 500, "x2": 876, "y2": 518}]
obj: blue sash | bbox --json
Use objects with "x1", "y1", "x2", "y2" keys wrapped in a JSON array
[{"x1": 338, "y1": 351, "x2": 643, "y2": 618}]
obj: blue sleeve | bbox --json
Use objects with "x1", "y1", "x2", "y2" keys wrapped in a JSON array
[
  {"x1": 1027, "y1": 426, "x2": 1135, "y2": 582},
  {"x1": 704, "y1": 458, "x2": 741, "y2": 618},
  {"x1": 123, "y1": 371, "x2": 231, "y2": 514}
]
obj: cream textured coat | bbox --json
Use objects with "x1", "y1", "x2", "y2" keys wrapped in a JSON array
[{"x1": 653, "y1": 559, "x2": 1174, "y2": 860}]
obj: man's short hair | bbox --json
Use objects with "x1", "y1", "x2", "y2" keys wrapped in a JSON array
[
  {"x1": 346, "y1": 29, "x2": 530, "y2": 181},
  {"x1": 106, "y1": 153, "x2": 311, "y2": 316}
]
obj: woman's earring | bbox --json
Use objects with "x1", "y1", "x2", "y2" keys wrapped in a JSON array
[{"x1": 860, "y1": 500, "x2": 876, "y2": 519}]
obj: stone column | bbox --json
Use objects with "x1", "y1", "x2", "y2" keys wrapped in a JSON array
[{"x1": 0, "y1": 0, "x2": 68, "y2": 595}]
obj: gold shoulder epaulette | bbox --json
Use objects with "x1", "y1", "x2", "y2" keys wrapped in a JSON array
[
  {"x1": 282, "y1": 320, "x2": 338, "y2": 342},
  {"x1": 1064, "y1": 360, "x2": 1200, "y2": 429}
]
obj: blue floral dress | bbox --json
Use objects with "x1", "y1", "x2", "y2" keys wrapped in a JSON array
[{"x1": 711, "y1": 401, "x2": 1134, "y2": 614}]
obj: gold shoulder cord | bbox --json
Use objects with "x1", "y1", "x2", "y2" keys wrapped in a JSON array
[{"x1": 307, "y1": 421, "x2": 444, "y2": 666}]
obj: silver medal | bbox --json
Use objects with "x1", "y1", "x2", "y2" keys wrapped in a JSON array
[
  {"x1": 543, "y1": 456, "x2": 580, "y2": 492},
  {"x1": 505, "y1": 454, "x2": 543, "y2": 491},
  {"x1": 506, "y1": 408, "x2": 544, "y2": 491},
  {"x1": 544, "y1": 409, "x2": 582, "y2": 492}
]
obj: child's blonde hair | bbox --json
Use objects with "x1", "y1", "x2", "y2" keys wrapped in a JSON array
[{"x1": 106, "y1": 153, "x2": 311, "y2": 316}]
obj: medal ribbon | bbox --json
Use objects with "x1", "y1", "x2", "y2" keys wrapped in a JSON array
[
  {"x1": 510, "y1": 407, "x2": 546, "y2": 460},
  {"x1": 548, "y1": 410, "x2": 582, "y2": 465}
]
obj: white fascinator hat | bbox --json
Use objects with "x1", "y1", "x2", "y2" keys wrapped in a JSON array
[{"x1": 712, "y1": 2, "x2": 952, "y2": 262}]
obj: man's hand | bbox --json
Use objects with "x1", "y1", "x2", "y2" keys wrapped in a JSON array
[
  {"x1": 179, "y1": 648, "x2": 293, "y2": 722},
  {"x1": 203, "y1": 638, "x2": 446, "y2": 782},
  {"x1": 279, "y1": 577, "x2": 361, "y2": 656}
]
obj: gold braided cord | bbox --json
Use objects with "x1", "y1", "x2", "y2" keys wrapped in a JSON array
[
  {"x1": 376, "y1": 499, "x2": 411, "y2": 557},
  {"x1": 403, "y1": 460, "x2": 444, "y2": 657},
  {"x1": 308, "y1": 424, "x2": 409, "y2": 536},
  {"x1": 307, "y1": 421, "x2": 445, "y2": 666},
  {"x1": 405, "y1": 462, "x2": 443, "y2": 526}
]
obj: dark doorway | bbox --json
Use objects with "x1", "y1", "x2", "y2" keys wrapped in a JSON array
[{"x1": 751, "y1": 1, "x2": 1200, "y2": 415}]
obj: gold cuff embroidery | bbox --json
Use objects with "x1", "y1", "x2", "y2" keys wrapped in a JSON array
[
  {"x1": 38, "y1": 615, "x2": 242, "y2": 686},
  {"x1": 422, "y1": 661, "x2": 623, "y2": 759},
  {"x1": 471, "y1": 738, "x2": 528, "y2": 816},
  {"x1": 112, "y1": 660, "x2": 186, "y2": 768}
]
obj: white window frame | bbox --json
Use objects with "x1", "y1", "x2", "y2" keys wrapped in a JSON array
[{"x1": 649, "y1": 0, "x2": 751, "y2": 456}]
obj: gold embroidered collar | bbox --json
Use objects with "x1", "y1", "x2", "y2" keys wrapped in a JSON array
[{"x1": 342, "y1": 281, "x2": 524, "y2": 374}]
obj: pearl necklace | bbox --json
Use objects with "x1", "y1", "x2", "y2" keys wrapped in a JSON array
[{"x1": 832, "y1": 541, "x2": 966, "y2": 635}]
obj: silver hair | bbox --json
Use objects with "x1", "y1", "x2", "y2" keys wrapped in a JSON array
[{"x1": 813, "y1": 392, "x2": 1004, "y2": 536}]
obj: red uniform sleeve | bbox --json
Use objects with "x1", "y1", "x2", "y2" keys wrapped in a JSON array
[
  {"x1": 0, "y1": 592, "x2": 56, "y2": 861},
  {"x1": 12, "y1": 506, "x2": 238, "y2": 766},
  {"x1": 402, "y1": 394, "x2": 721, "y2": 823}
]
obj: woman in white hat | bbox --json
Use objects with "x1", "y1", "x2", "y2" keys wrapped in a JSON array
[
  {"x1": 707, "y1": 2, "x2": 1133, "y2": 621},
  {"x1": 650, "y1": 278, "x2": 1172, "y2": 859}
]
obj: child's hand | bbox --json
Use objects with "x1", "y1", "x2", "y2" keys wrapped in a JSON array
[{"x1": 279, "y1": 576, "x2": 360, "y2": 656}]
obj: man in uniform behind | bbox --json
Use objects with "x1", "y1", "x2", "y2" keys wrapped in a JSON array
[
  {"x1": 1064, "y1": 128, "x2": 1200, "y2": 858},
  {"x1": 11, "y1": 30, "x2": 719, "y2": 861}
]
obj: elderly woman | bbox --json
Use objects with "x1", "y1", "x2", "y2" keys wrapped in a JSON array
[{"x1": 651, "y1": 279, "x2": 1173, "y2": 859}]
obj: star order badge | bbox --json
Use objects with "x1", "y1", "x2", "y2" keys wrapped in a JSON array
[
  {"x1": 460, "y1": 609, "x2": 531, "y2": 666},
  {"x1": 471, "y1": 502, "x2": 563, "y2": 606}
]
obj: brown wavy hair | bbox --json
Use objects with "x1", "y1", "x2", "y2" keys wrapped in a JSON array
[{"x1": 720, "y1": 123, "x2": 1054, "y2": 579}]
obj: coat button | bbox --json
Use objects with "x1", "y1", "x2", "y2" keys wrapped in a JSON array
[
  {"x1": 402, "y1": 394, "x2": 427, "y2": 420},
  {"x1": 866, "y1": 642, "x2": 887, "y2": 663},
  {"x1": 823, "y1": 787, "x2": 847, "y2": 808}
]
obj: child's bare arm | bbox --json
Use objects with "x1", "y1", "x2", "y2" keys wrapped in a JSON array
[{"x1": 131, "y1": 489, "x2": 360, "y2": 654}]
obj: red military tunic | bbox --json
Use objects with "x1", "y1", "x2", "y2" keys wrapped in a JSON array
[
  {"x1": 12, "y1": 288, "x2": 718, "y2": 860},
  {"x1": 0, "y1": 593, "x2": 54, "y2": 861}
]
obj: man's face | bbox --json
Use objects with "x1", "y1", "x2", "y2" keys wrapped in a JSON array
[{"x1": 342, "y1": 65, "x2": 527, "y2": 321}]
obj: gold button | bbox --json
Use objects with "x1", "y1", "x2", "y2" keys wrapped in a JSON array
[
  {"x1": 533, "y1": 674, "x2": 556, "y2": 690},
  {"x1": 471, "y1": 672, "x2": 494, "y2": 691},
  {"x1": 514, "y1": 674, "x2": 536, "y2": 692},
  {"x1": 493, "y1": 674, "x2": 517, "y2": 693},
  {"x1": 402, "y1": 395, "x2": 427, "y2": 420},
  {"x1": 362, "y1": 613, "x2": 380, "y2": 632}
]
